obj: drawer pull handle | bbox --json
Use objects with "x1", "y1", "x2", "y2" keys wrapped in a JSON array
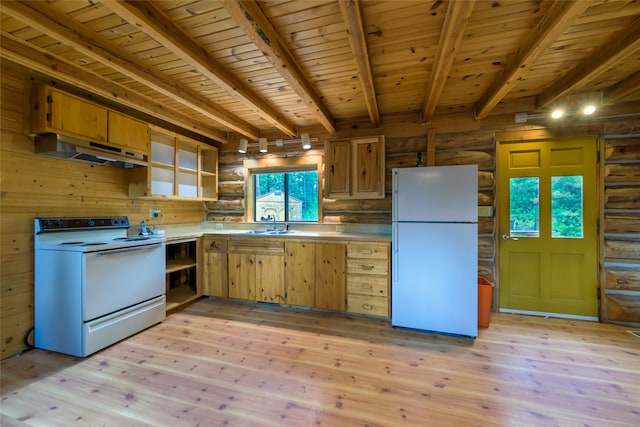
[
  {"x1": 361, "y1": 265, "x2": 374, "y2": 271},
  {"x1": 363, "y1": 304, "x2": 372, "y2": 310},
  {"x1": 361, "y1": 250, "x2": 373, "y2": 254},
  {"x1": 360, "y1": 284, "x2": 373, "y2": 290}
]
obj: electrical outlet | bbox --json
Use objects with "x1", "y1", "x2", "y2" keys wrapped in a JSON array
[
  {"x1": 215, "y1": 223, "x2": 223, "y2": 229},
  {"x1": 148, "y1": 209, "x2": 161, "y2": 218},
  {"x1": 336, "y1": 225, "x2": 345, "y2": 232}
]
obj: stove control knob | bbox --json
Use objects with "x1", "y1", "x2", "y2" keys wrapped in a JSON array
[
  {"x1": 113, "y1": 219, "x2": 120, "y2": 225},
  {"x1": 87, "y1": 219, "x2": 95, "y2": 226},
  {"x1": 57, "y1": 220, "x2": 64, "y2": 227},
  {"x1": 46, "y1": 220, "x2": 54, "y2": 228}
]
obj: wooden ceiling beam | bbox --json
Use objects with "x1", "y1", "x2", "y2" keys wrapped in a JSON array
[
  {"x1": 0, "y1": 32, "x2": 227, "y2": 143},
  {"x1": 603, "y1": 70, "x2": 640, "y2": 105},
  {"x1": 536, "y1": 18, "x2": 640, "y2": 109},
  {"x1": 105, "y1": 0, "x2": 297, "y2": 137},
  {"x1": 221, "y1": 0, "x2": 336, "y2": 134},
  {"x1": 2, "y1": 1, "x2": 259, "y2": 141},
  {"x1": 474, "y1": 0, "x2": 589, "y2": 119},
  {"x1": 422, "y1": 0, "x2": 475, "y2": 124},
  {"x1": 339, "y1": 0, "x2": 380, "y2": 127}
]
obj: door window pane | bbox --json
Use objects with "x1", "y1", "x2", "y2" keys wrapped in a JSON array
[
  {"x1": 551, "y1": 175, "x2": 583, "y2": 238},
  {"x1": 510, "y1": 177, "x2": 539, "y2": 237}
]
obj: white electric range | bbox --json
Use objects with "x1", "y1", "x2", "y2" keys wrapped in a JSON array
[{"x1": 34, "y1": 216, "x2": 166, "y2": 357}]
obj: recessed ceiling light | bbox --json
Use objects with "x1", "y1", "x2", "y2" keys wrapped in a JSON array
[{"x1": 583, "y1": 105, "x2": 596, "y2": 115}]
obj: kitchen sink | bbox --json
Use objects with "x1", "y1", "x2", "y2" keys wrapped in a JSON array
[
  {"x1": 242, "y1": 230, "x2": 271, "y2": 234},
  {"x1": 241, "y1": 229, "x2": 294, "y2": 235}
]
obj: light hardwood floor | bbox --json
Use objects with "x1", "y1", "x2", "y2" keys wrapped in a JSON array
[{"x1": 1, "y1": 298, "x2": 639, "y2": 426}]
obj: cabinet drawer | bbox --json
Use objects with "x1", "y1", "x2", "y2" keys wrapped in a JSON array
[
  {"x1": 204, "y1": 238, "x2": 227, "y2": 252},
  {"x1": 347, "y1": 274, "x2": 388, "y2": 297},
  {"x1": 347, "y1": 294, "x2": 389, "y2": 318},
  {"x1": 347, "y1": 258, "x2": 388, "y2": 275},
  {"x1": 347, "y1": 243, "x2": 388, "y2": 259},
  {"x1": 228, "y1": 239, "x2": 285, "y2": 254}
]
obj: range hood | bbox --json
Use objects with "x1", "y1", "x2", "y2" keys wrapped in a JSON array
[{"x1": 34, "y1": 133, "x2": 147, "y2": 168}]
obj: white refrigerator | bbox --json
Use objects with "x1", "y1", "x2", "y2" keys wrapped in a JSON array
[{"x1": 392, "y1": 165, "x2": 478, "y2": 338}]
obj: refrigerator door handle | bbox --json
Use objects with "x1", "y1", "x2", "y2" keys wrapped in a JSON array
[
  {"x1": 392, "y1": 222, "x2": 399, "y2": 282},
  {"x1": 392, "y1": 170, "x2": 398, "y2": 222}
]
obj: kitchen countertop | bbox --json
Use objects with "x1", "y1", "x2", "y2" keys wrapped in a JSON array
[{"x1": 154, "y1": 222, "x2": 391, "y2": 243}]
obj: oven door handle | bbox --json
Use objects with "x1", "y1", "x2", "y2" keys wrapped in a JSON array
[{"x1": 96, "y1": 243, "x2": 164, "y2": 256}]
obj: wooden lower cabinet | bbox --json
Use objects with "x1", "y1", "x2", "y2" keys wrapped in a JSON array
[
  {"x1": 285, "y1": 242, "x2": 316, "y2": 307},
  {"x1": 227, "y1": 239, "x2": 285, "y2": 303},
  {"x1": 228, "y1": 253, "x2": 257, "y2": 300},
  {"x1": 315, "y1": 243, "x2": 347, "y2": 311},
  {"x1": 203, "y1": 237, "x2": 228, "y2": 297},
  {"x1": 203, "y1": 236, "x2": 387, "y2": 318},
  {"x1": 346, "y1": 242, "x2": 390, "y2": 318},
  {"x1": 285, "y1": 241, "x2": 346, "y2": 311},
  {"x1": 165, "y1": 239, "x2": 201, "y2": 312}
]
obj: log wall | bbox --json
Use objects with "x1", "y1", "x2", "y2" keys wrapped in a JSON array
[
  {"x1": 602, "y1": 129, "x2": 640, "y2": 325},
  {"x1": 2, "y1": 58, "x2": 639, "y2": 358}
]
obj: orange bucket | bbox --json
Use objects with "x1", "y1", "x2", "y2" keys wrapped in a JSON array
[{"x1": 478, "y1": 277, "x2": 494, "y2": 328}]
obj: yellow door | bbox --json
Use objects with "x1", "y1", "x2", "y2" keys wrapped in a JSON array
[{"x1": 498, "y1": 136, "x2": 598, "y2": 318}]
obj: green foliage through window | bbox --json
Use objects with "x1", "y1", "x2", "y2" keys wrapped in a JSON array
[
  {"x1": 254, "y1": 171, "x2": 318, "y2": 222},
  {"x1": 510, "y1": 177, "x2": 539, "y2": 237},
  {"x1": 510, "y1": 175, "x2": 584, "y2": 239},
  {"x1": 551, "y1": 175, "x2": 583, "y2": 238}
]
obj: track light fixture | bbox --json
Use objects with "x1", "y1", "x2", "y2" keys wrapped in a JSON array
[
  {"x1": 259, "y1": 137, "x2": 268, "y2": 153},
  {"x1": 301, "y1": 133, "x2": 311, "y2": 150},
  {"x1": 238, "y1": 138, "x2": 248, "y2": 153},
  {"x1": 236, "y1": 135, "x2": 318, "y2": 153},
  {"x1": 513, "y1": 103, "x2": 598, "y2": 124}
]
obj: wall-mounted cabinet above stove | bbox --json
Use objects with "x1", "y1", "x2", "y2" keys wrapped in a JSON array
[{"x1": 29, "y1": 85, "x2": 150, "y2": 159}]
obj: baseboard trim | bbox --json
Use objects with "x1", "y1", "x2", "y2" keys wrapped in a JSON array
[{"x1": 499, "y1": 308, "x2": 599, "y2": 322}]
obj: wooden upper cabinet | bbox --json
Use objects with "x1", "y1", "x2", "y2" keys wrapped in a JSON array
[
  {"x1": 107, "y1": 111, "x2": 149, "y2": 154},
  {"x1": 325, "y1": 136, "x2": 385, "y2": 199},
  {"x1": 130, "y1": 126, "x2": 218, "y2": 201},
  {"x1": 325, "y1": 139, "x2": 351, "y2": 197},
  {"x1": 352, "y1": 137, "x2": 385, "y2": 198},
  {"x1": 31, "y1": 86, "x2": 108, "y2": 142},
  {"x1": 29, "y1": 85, "x2": 149, "y2": 155}
]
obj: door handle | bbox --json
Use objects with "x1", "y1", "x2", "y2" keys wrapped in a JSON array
[{"x1": 501, "y1": 234, "x2": 519, "y2": 241}]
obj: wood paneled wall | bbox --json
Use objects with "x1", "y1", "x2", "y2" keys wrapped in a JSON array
[
  {"x1": 2, "y1": 59, "x2": 639, "y2": 359},
  {"x1": 0, "y1": 61, "x2": 206, "y2": 358}
]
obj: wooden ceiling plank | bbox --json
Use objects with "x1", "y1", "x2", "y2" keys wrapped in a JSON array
[
  {"x1": 474, "y1": 0, "x2": 590, "y2": 119},
  {"x1": 103, "y1": 0, "x2": 297, "y2": 137},
  {"x1": 536, "y1": 17, "x2": 640, "y2": 109},
  {"x1": 421, "y1": 0, "x2": 475, "y2": 124},
  {"x1": 339, "y1": 0, "x2": 380, "y2": 127},
  {"x1": 0, "y1": 32, "x2": 227, "y2": 142},
  {"x1": 220, "y1": 0, "x2": 336, "y2": 134},
  {"x1": 603, "y1": 70, "x2": 640, "y2": 104},
  {"x1": 2, "y1": 0, "x2": 259, "y2": 139}
]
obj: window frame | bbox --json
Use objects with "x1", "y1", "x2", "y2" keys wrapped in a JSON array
[{"x1": 243, "y1": 156, "x2": 323, "y2": 223}]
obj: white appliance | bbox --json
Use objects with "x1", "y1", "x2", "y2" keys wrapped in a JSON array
[
  {"x1": 392, "y1": 165, "x2": 478, "y2": 338},
  {"x1": 34, "y1": 216, "x2": 166, "y2": 357}
]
